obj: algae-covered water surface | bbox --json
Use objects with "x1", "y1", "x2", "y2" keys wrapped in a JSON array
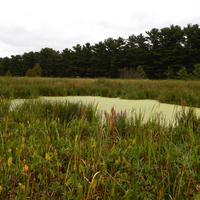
[{"x1": 10, "y1": 96, "x2": 200, "y2": 125}]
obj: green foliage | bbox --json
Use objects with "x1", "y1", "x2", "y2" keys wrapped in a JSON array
[
  {"x1": 120, "y1": 67, "x2": 140, "y2": 79},
  {"x1": 32, "y1": 63, "x2": 42, "y2": 77},
  {"x1": 164, "y1": 66, "x2": 175, "y2": 79},
  {"x1": 137, "y1": 65, "x2": 147, "y2": 78},
  {"x1": 1, "y1": 96, "x2": 200, "y2": 198},
  {"x1": 2, "y1": 77, "x2": 200, "y2": 108},
  {"x1": 25, "y1": 68, "x2": 36, "y2": 77},
  {"x1": 176, "y1": 66, "x2": 191, "y2": 80},
  {"x1": 193, "y1": 63, "x2": 200, "y2": 79},
  {"x1": 5, "y1": 70, "x2": 12, "y2": 77},
  {"x1": 39, "y1": 47, "x2": 60, "y2": 77},
  {"x1": 120, "y1": 66, "x2": 147, "y2": 79},
  {"x1": 0, "y1": 24, "x2": 200, "y2": 79},
  {"x1": 25, "y1": 63, "x2": 42, "y2": 77}
]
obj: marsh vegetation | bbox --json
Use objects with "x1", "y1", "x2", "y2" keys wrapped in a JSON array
[
  {"x1": 2, "y1": 77, "x2": 200, "y2": 108},
  {"x1": 1, "y1": 77, "x2": 200, "y2": 199}
]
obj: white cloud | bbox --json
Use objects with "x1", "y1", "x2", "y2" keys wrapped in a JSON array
[{"x1": 0, "y1": 0, "x2": 199, "y2": 57}]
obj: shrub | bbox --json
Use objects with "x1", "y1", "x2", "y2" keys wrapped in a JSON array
[{"x1": 120, "y1": 67, "x2": 140, "y2": 79}]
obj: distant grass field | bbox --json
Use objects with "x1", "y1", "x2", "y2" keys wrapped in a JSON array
[
  {"x1": 1, "y1": 76, "x2": 200, "y2": 108},
  {"x1": 0, "y1": 77, "x2": 200, "y2": 199}
]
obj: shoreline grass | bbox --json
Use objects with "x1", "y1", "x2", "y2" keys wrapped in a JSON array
[
  {"x1": 0, "y1": 98, "x2": 200, "y2": 199},
  {"x1": 1, "y1": 77, "x2": 200, "y2": 108}
]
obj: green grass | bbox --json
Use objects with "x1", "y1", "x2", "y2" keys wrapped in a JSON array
[
  {"x1": 1, "y1": 77, "x2": 200, "y2": 108},
  {"x1": 1, "y1": 77, "x2": 200, "y2": 199},
  {"x1": 0, "y1": 97, "x2": 200, "y2": 199}
]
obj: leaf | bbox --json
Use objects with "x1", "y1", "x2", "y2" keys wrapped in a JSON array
[
  {"x1": 3, "y1": 163, "x2": 6, "y2": 169},
  {"x1": 7, "y1": 157, "x2": 12, "y2": 166},
  {"x1": 91, "y1": 179, "x2": 97, "y2": 191},
  {"x1": 132, "y1": 139, "x2": 136, "y2": 145},
  {"x1": 115, "y1": 157, "x2": 121, "y2": 165},
  {"x1": 38, "y1": 173, "x2": 42, "y2": 181},
  {"x1": 146, "y1": 175, "x2": 153, "y2": 185},
  {"x1": 47, "y1": 136, "x2": 51, "y2": 142},
  {"x1": 18, "y1": 183, "x2": 24, "y2": 190},
  {"x1": 54, "y1": 149, "x2": 58, "y2": 159},
  {"x1": 49, "y1": 152, "x2": 53, "y2": 156},
  {"x1": 111, "y1": 186, "x2": 115, "y2": 197},
  {"x1": 30, "y1": 164, "x2": 35, "y2": 170},
  {"x1": 45, "y1": 153, "x2": 50, "y2": 161},
  {"x1": 49, "y1": 169, "x2": 55, "y2": 177},
  {"x1": 57, "y1": 161, "x2": 61, "y2": 168},
  {"x1": 100, "y1": 176, "x2": 105, "y2": 185},
  {"x1": 65, "y1": 176, "x2": 73, "y2": 186},
  {"x1": 125, "y1": 161, "x2": 131, "y2": 169},
  {"x1": 79, "y1": 164, "x2": 85, "y2": 173},
  {"x1": 21, "y1": 137, "x2": 25, "y2": 143},
  {"x1": 122, "y1": 156, "x2": 126, "y2": 164},
  {"x1": 8, "y1": 148, "x2": 12, "y2": 153},
  {"x1": 91, "y1": 141, "x2": 96, "y2": 148},
  {"x1": 23, "y1": 165, "x2": 29, "y2": 172},
  {"x1": 60, "y1": 172, "x2": 64, "y2": 179},
  {"x1": 78, "y1": 183, "x2": 83, "y2": 191}
]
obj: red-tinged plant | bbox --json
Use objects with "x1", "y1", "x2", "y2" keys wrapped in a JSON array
[{"x1": 81, "y1": 106, "x2": 86, "y2": 121}]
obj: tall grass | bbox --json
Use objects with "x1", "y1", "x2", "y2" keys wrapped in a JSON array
[
  {"x1": 1, "y1": 77, "x2": 200, "y2": 107},
  {"x1": 0, "y1": 98, "x2": 200, "y2": 199}
]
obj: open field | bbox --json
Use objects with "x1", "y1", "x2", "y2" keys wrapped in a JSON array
[{"x1": 0, "y1": 77, "x2": 200, "y2": 199}]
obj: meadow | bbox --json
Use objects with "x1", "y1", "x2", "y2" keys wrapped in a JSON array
[
  {"x1": 0, "y1": 77, "x2": 200, "y2": 199},
  {"x1": 1, "y1": 77, "x2": 200, "y2": 107}
]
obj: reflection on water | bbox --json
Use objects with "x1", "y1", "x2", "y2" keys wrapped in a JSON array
[{"x1": 9, "y1": 96, "x2": 200, "y2": 125}]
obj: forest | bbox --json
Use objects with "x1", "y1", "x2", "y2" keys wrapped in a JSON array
[{"x1": 0, "y1": 24, "x2": 200, "y2": 79}]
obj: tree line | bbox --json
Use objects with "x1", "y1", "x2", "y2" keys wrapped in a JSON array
[{"x1": 1, "y1": 24, "x2": 200, "y2": 79}]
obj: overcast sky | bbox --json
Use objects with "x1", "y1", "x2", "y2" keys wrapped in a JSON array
[{"x1": 0, "y1": 0, "x2": 199, "y2": 58}]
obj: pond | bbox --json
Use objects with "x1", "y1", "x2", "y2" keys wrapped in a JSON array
[{"x1": 9, "y1": 96, "x2": 200, "y2": 125}]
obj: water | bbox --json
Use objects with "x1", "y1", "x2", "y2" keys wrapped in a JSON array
[{"x1": 9, "y1": 96, "x2": 200, "y2": 125}]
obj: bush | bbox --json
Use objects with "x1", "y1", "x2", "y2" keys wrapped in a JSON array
[{"x1": 120, "y1": 67, "x2": 140, "y2": 79}]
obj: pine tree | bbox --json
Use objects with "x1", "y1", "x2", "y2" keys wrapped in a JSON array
[
  {"x1": 176, "y1": 66, "x2": 190, "y2": 80},
  {"x1": 137, "y1": 66, "x2": 147, "y2": 78},
  {"x1": 5, "y1": 70, "x2": 12, "y2": 77},
  {"x1": 32, "y1": 63, "x2": 42, "y2": 77},
  {"x1": 25, "y1": 68, "x2": 36, "y2": 77},
  {"x1": 164, "y1": 66, "x2": 175, "y2": 79},
  {"x1": 192, "y1": 63, "x2": 200, "y2": 79}
]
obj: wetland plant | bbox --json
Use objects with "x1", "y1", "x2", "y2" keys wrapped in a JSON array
[{"x1": 0, "y1": 99, "x2": 200, "y2": 199}]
